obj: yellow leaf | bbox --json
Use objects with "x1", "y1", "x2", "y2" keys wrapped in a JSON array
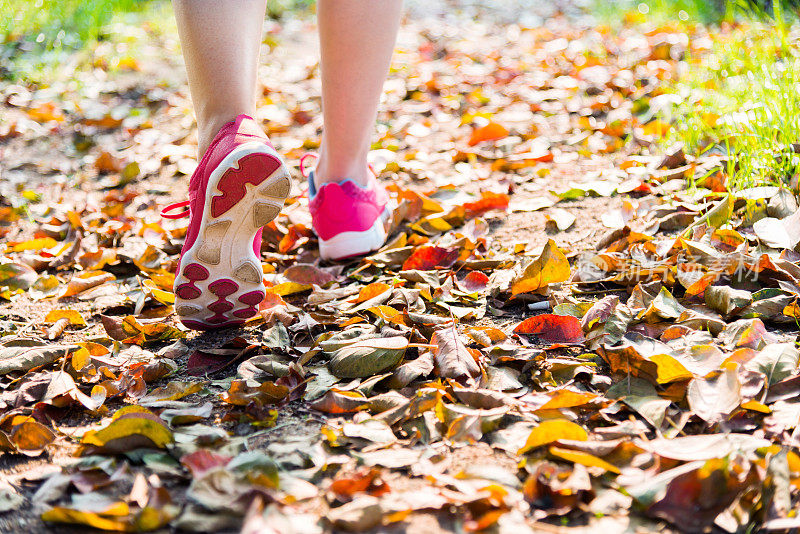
[
  {"x1": 353, "y1": 282, "x2": 392, "y2": 303},
  {"x1": 66, "y1": 210, "x2": 83, "y2": 230},
  {"x1": 41, "y1": 507, "x2": 130, "y2": 531},
  {"x1": 651, "y1": 353, "x2": 693, "y2": 384},
  {"x1": 81, "y1": 418, "x2": 172, "y2": 450},
  {"x1": 410, "y1": 216, "x2": 453, "y2": 235},
  {"x1": 518, "y1": 419, "x2": 588, "y2": 454},
  {"x1": 8, "y1": 237, "x2": 58, "y2": 253},
  {"x1": 81, "y1": 408, "x2": 173, "y2": 453},
  {"x1": 706, "y1": 194, "x2": 734, "y2": 227},
  {"x1": 142, "y1": 279, "x2": 175, "y2": 305},
  {"x1": 549, "y1": 446, "x2": 621, "y2": 474},
  {"x1": 538, "y1": 390, "x2": 599, "y2": 410},
  {"x1": 642, "y1": 120, "x2": 670, "y2": 137},
  {"x1": 511, "y1": 239, "x2": 570, "y2": 296},
  {"x1": 367, "y1": 305, "x2": 405, "y2": 325},
  {"x1": 682, "y1": 194, "x2": 733, "y2": 237},
  {"x1": 148, "y1": 273, "x2": 175, "y2": 292},
  {"x1": 784, "y1": 300, "x2": 800, "y2": 318},
  {"x1": 71, "y1": 348, "x2": 91, "y2": 371},
  {"x1": 44, "y1": 309, "x2": 86, "y2": 326},
  {"x1": 701, "y1": 112, "x2": 719, "y2": 127},
  {"x1": 468, "y1": 121, "x2": 509, "y2": 146},
  {"x1": 741, "y1": 400, "x2": 771, "y2": 413},
  {"x1": 270, "y1": 282, "x2": 311, "y2": 296},
  {"x1": 112, "y1": 405, "x2": 154, "y2": 421},
  {"x1": 77, "y1": 342, "x2": 110, "y2": 356}
]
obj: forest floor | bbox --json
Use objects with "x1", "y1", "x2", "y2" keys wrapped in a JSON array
[{"x1": 1, "y1": 4, "x2": 799, "y2": 533}]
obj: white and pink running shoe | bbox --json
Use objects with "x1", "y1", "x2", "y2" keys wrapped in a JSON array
[
  {"x1": 161, "y1": 114, "x2": 290, "y2": 331},
  {"x1": 301, "y1": 154, "x2": 392, "y2": 261}
]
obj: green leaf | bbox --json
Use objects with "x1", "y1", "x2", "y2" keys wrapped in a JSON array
[{"x1": 328, "y1": 337, "x2": 407, "y2": 379}]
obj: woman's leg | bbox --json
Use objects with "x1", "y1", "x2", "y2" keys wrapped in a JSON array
[
  {"x1": 314, "y1": 0, "x2": 403, "y2": 187},
  {"x1": 173, "y1": 0, "x2": 267, "y2": 156}
]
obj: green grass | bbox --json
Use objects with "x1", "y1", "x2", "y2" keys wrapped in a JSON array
[
  {"x1": 595, "y1": 1, "x2": 800, "y2": 190},
  {"x1": 657, "y1": 19, "x2": 800, "y2": 190},
  {"x1": 1, "y1": 0, "x2": 314, "y2": 46},
  {"x1": 1, "y1": 0, "x2": 158, "y2": 46},
  {"x1": 593, "y1": 0, "x2": 800, "y2": 25},
  {"x1": 1, "y1": 0, "x2": 314, "y2": 81},
  {"x1": 592, "y1": 0, "x2": 729, "y2": 24},
  {"x1": 1, "y1": 0, "x2": 167, "y2": 82}
]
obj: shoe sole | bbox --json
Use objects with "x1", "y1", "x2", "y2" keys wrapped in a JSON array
[
  {"x1": 174, "y1": 142, "x2": 290, "y2": 330},
  {"x1": 318, "y1": 208, "x2": 391, "y2": 261}
]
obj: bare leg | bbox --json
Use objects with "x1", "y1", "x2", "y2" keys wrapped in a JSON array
[
  {"x1": 173, "y1": 0, "x2": 267, "y2": 156},
  {"x1": 314, "y1": 0, "x2": 403, "y2": 188}
]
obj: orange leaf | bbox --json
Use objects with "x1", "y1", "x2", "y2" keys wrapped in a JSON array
[
  {"x1": 26, "y1": 102, "x2": 65, "y2": 123},
  {"x1": 329, "y1": 467, "x2": 390, "y2": 501},
  {"x1": 279, "y1": 224, "x2": 312, "y2": 254},
  {"x1": 309, "y1": 389, "x2": 369, "y2": 414},
  {"x1": 468, "y1": 121, "x2": 508, "y2": 146},
  {"x1": 463, "y1": 191, "x2": 510, "y2": 218},
  {"x1": 61, "y1": 271, "x2": 115, "y2": 297},
  {"x1": 352, "y1": 282, "x2": 392, "y2": 303}
]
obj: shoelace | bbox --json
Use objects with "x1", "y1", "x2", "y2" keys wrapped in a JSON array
[
  {"x1": 299, "y1": 153, "x2": 317, "y2": 180},
  {"x1": 160, "y1": 200, "x2": 190, "y2": 219}
]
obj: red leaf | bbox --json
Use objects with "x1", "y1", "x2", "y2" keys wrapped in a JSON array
[
  {"x1": 186, "y1": 338, "x2": 255, "y2": 376},
  {"x1": 181, "y1": 450, "x2": 231, "y2": 477},
  {"x1": 283, "y1": 264, "x2": 336, "y2": 285},
  {"x1": 513, "y1": 314, "x2": 585, "y2": 343},
  {"x1": 402, "y1": 246, "x2": 459, "y2": 271},
  {"x1": 463, "y1": 191, "x2": 510, "y2": 219},
  {"x1": 458, "y1": 271, "x2": 490, "y2": 293}
]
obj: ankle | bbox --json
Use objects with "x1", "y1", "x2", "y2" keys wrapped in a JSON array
[
  {"x1": 196, "y1": 112, "x2": 251, "y2": 157},
  {"x1": 313, "y1": 154, "x2": 371, "y2": 189}
]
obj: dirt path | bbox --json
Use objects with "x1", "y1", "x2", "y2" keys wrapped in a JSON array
[{"x1": 1, "y1": 5, "x2": 798, "y2": 534}]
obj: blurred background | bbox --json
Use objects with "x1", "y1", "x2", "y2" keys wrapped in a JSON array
[{"x1": 3, "y1": 0, "x2": 800, "y2": 191}]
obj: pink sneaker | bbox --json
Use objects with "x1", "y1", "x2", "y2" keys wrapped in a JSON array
[
  {"x1": 161, "y1": 114, "x2": 290, "y2": 330},
  {"x1": 301, "y1": 155, "x2": 391, "y2": 261}
]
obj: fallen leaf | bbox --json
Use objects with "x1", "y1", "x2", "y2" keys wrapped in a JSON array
[
  {"x1": 401, "y1": 245, "x2": 459, "y2": 271},
  {"x1": 283, "y1": 264, "x2": 336, "y2": 285},
  {"x1": 518, "y1": 419, "x2": 588, "y2": 454},
  {"x1": 511, "y1": 239, "x2": 570, "y2": 296},
  {"x1": 0, "y1": 262, "x2": 37, "y2": 292},
  {"x1": 44, "y1": 309, "x2": 86, "y2": 326},
  {"x1": 468, "y1": 121, "x2": 509, "y2": 146},
  {"x1": 431, "y1": 326, "x2": 481, "y2": 383},
  {"x1": 329, "y1": 337, "x2": 408, "y2": 379},
  {"x1": 687, "y1": 365, "x2": 742, "y2": 423},
  {"x1": 79, "y1": 406, "x2": 173, "y2": 454},
  {"x1": 549, "y1": 446, "x2": 620, "y2": 474},
  {"x1": 514, "y1": 314, "x2": 585, "y2": 343}
]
